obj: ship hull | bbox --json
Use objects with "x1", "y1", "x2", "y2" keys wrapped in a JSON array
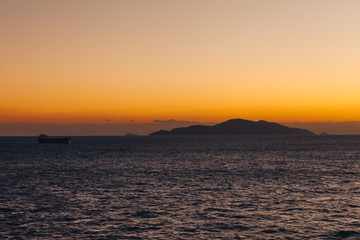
[{"x1": 37, "y1": 137, "x2": 70, "y2": 144}]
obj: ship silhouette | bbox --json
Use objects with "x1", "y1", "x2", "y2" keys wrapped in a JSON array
[{"x1": 37, "y1": 134, "x2": 71, "y2": 144}]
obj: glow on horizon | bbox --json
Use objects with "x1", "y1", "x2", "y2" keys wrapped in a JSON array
[{"x1": 1, "y1": 0, "x2": 360, "y2": 125}]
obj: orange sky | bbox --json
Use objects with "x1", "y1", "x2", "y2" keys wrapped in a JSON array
[{"x1": 1, "y1": 0, "x2": 360, "y2": 125}]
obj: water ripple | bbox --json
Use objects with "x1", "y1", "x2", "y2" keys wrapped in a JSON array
[{"x1": 1, "y1": 136, "x2": 360, "y2": 239}]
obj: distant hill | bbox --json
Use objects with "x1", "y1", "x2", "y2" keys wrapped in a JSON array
[
  {"x1": 149, "y1": 119, "x2": 315, "y2": 136},
  {"x1": 124, "y1": 133, "x2": 139, "y2": 136}
]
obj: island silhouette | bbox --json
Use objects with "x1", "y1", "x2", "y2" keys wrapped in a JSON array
[{"x1": 149, "y1": 119, "x2": 315, "y2": 136}]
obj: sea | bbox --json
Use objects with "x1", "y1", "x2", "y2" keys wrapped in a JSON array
[{"x1": 1, "y1": 135, "x2": 360, "y2": 239}]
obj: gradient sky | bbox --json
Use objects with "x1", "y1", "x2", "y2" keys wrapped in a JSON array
[{"x1": 1, "y1": 0, "x2": 360, "y2": 128}]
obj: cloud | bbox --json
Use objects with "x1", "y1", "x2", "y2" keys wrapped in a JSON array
[
  {"x1": 0, "y1": 119, "x2": 217, "y2": 136},
  {"x1": 3, "y1": 120, "x2": 360, "y2": 136},
  {"x1": 282, "y1": 121, "x2": 360, "y2": 135},
  {"x1": 152, "y1": 119, "x2": 199, "y2": 124}
]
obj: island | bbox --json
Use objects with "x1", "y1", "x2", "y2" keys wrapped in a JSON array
[{"x1": 149, "y1": 119, "x2": 315, "y2": 136}]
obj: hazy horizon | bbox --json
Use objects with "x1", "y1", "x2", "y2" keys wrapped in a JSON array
[{"x1": 3, "y1": 119, "x2": 360, "y2": 136}]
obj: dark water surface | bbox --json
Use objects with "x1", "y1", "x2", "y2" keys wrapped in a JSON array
[{"x1": 1, "y1": 136, "x2": 360, "y2": 239}]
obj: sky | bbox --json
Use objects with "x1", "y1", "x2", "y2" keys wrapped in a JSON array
[{"x1": 1, "y1": 0, "x2": 360, "y2": 135}]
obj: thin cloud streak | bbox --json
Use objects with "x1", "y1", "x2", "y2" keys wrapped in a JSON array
[
  {"x1": 3, "y1": 120, "x2": 360, "y2": 136},
  {"x1": 0, "y1": 120, "x2": 215, "y2": 136},
  {"x1": 282, "y1": 121, "x2": 360, "y2": 135}
]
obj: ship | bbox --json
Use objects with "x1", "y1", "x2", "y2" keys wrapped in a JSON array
[{"x1": 37, "y1": 134, "x2": 71, "y2": 144}]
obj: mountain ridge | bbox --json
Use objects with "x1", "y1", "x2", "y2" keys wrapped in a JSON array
[{"x1": 149, "y1": 119, "x2": 315, "y2": 136}]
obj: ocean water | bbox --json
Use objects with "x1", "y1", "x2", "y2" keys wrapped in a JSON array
[{"x1": 1, "y1": 135, "x2": 360, "y2": 239}]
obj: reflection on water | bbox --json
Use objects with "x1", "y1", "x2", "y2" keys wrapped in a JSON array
[{"x1": 1, "y1": 136, "x2": 360, "y2": 239}]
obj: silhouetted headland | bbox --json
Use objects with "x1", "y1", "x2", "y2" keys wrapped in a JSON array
[{"x1": 149, "y1": 119, "x2": 315, "y2": 136}]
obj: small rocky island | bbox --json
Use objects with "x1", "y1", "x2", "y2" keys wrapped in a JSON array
[{"x1": 149, "y1": 119, "x2": 315, "y2": 136}]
